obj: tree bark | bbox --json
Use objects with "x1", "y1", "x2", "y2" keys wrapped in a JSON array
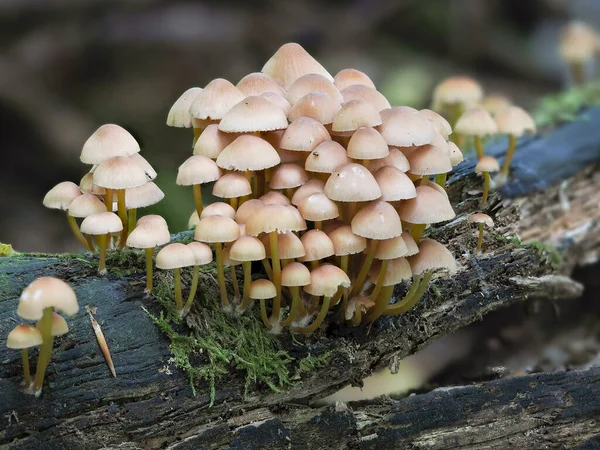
[{"x1": 2, "y1": 109, "x2": 600, "y2": 448}]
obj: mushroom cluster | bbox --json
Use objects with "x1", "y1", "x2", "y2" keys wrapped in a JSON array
[
  {"x1": 6, "y1": 276, "x2": 79, "y2": 396},
  {"x1": 165, "y1": 43, "x2": 461, "y2": 331}
]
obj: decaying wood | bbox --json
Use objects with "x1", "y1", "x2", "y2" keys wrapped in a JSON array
[{"x1": 2, "y1": 109, "x2": 600, "y2": 449}]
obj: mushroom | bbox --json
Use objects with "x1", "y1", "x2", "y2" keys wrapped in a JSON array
[
  {"x1": 558, "y1": 21, "x2": 600, "y2": 86},
  {"x1": 431, "y1": 76, "x2": 483, "y2": 129},
  {"x1": 155, "y1": 243, "x2": 196, "y2": 311},
  {"x1": 333, "y1": 68, "x2": 376, "y2": 91},
  {"x1": 468, "y1": 213, "x2": 494, "y2": 253},
  {"x1": 364, "y1": 257, "x2": 413, "y2": 322},
  {"x1": 67, "y1": 193, "x2": 108, "y2": 249},
  {"x1": 182, "y1": 242, "x2": 214, "y2": 316},
  {"x1": 43, "y1": 181, "x2": 90, "y2": 250},
  {"x1": 6, "y1": 324, "x2": 43, "y2": 388},
  {"x1": 286, "y1": 73, "x2": 343, "y2": 105},
  {"x1": 495, "y1": 106, "x2": 536, "y2": 184},
  {"x1": 279, "y1": 262, "x2": 311, "y2": 326},
  {"x1": 249, "y1": 279, "x2": 278, "y2": 329},
  {"x1": 298, "y1": 192, "x2": 339, "y2": 230},
  {"x1": 167, "y1": 87, "x2": 203, "y2": 134},
  {"x1": 218, "y1": 95, "x2": 288, "y2": 133},
  {"x1": 331, "y1": 100, "x2": 382, "y2": 141},
  {"x1": 236, "y1": 72, "x2": 286, "y2": 97},
  {"x1": 454, "y1": 106, "x2": 498, "y2": 160},
  {"x1": 304, "y1": 140, "x2": 350, "y2": 182},
  {"x1": 124, "y1": 181, "x2": 165, "y2": 233},
  {"x1": 328, "y1": 225, "x2": 366, "y2": 312},
  {"x1": 212, "y1": 172, "x2": 252, "y2": 210},
  {"x1": 229, "y1": 236, "x2": 266, "y2": 312},
  {"x1": 378, "y1": 107, "x2": 436, "y2": 148},
  {"x1": 346, "y1": 296, "x2": 375, "y2": 326},
  {"x1": 270, "y1": 163, "x2": 309, "y2": 200},
  {"x1": 475, "y1": 156, "x2": 500, "y2": 206},
  {"x1": 193, "y1": 123, "x2": 235, "y2": 160},
  {"x1": 80, "y1": 212, "x2": 123, "y2": 274},
  {"x1": 288, "y1": 92, "x2": 341, "y2": 126},
  {"x1": 340, "y1": 85, "x2": 391, "y2": 112},
  {"x1": 346, "y1": 127, "x2": 389, "y2": 169}
]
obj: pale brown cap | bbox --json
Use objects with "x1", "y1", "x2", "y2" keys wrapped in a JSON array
[
  {"x1": 201, "y1": 202, "x2": 236, "y2": 220},
  {"x1": 6, "y1": 324, "x2": 43, "y2": 349},
  {"x1": 375, "y1": 235, "x2": 409, "y2": 260},
  {"x1": 341, "y1": 85, "x2": 391, "y2": 111},
  {"x1": 401, "y1": 233, "x2": 419, "y2": 256},
  {"x1": 288, "y1": 92, "x2": 341, "y2": 125},
  {"x1": 299, "y1": 192, "x2": 339, "y2": 222},
  {"x1": 322, "y1": 220, "x2": 344, "y2": 235},
  {"x1": 194, "y1": 215, "x2": 240, "y2": 243},
  {"x1": 212, "y1": 173, "x2": 252, "y2": 199},
  {"x1": 286, "y1": 73, "x2": 343, "y2": 105},
  {"x1": 137, "y1": 214, "x2": 168, "y2": 228},
  {"x1": 286, "y1": 205, "x2": 308, "y2": 231},
  {"x1": 167, "y1": 87, "x2": 202, "y2": 128},
  {"x1": 187, "y1": 242, "x2": 213, "y2": 265},
  {"x1": 468, "y1": 213, "x2": 494, "y2": 228},
  {"x1": 419, "y1": 109, "x2": 452, "y2": 139},
  {"x1": 259, "y1": 92, "x2": 292, "y2": 116},
  {"x1": 407, "y1": 135, "x2": 452, "y2": 176},
  {"x1": 396, "y1": 185, "x2": 455, "y2": 224},
  {"x1": 454, "y1": 106, "x2": 498, "y2": 137},
  {"x1": 93, "y1": 156, "x2": 150, "y2": 189},
  {"x1": 221, "y1": 246, "x2": 240, "y2": 267},
  {"x1": 328, "y1": 225, "x2": 366, "y2": 256},
  {"x1": 79, "y1": 173, "x2": 106, "y2": 196},
  {"x1": 188, "y1": 211, "x2": 200, "y2": 228},
  {"x1": 305, "y1": 140, "x2": 350, "y2": 174},
  {"x1": 236, "y1": 72, "x2": 286, "y2": 97},
  {"x1": 559, "y1": 21, "x2": 599, "y2": 64},
  {"x1": 494, "y1": 106, "x2": 536, "y2": 137},
  {"x1": 245, "y1": 204, "x2": 303, "y2": 235},
  {"x1": 300, "y1": 229, "x2": 335, "y2": 262},
  {"x1": 374, "y1": 166, "x2": 416, "y2": 201},
  {"x1": 432, "y1": 76, "x2": 483, "y2": 108},
  {"x1": 304, "y1": 264, "x2": 351, "y2": 297},
  {"x1": 235, "y1": 199, "x2": 265, "y2": 224},
  {"x1": 421, "y1": 179, "x2": 449, "y2": 200},
  {"x1": 130, "y1": 153, "x2": 158, "y2": 181},
  {"x1": 347, "y1": 127, "x2": 389, "y2": 161},
  {"x1": 218, "y1": 96, "x2": 288, "y2": 133},
  {"x1": 475, "y1": 156, "x2": 500, "y2": 173},
  {"x1": 345, "y1": 296, "x2": 375, "y2": 320},
  {"x1": 249, "y1": 279, "x2": 277, "y2": 300},
  {"x1": 156, "y1": 243, "x2": 196, "y2": 269},
  {"x1": 369, "y1": 147, "x2": 411, "y2": 173},
  {"x1": 408, "y1": 239, "x2": 457, "y2": 275},
  {"x1": 44, "y1": 181, "x2": 83, "y2": 211},
  {"x1": 193, "y1": 124, "x2": 236, "y2": 159},
  {"x1": 177, "y1": 155, "x2": 222, "y2": 186},
  {"x1": 229, "y1": 235, "x2": 265, "y2": 262},
  {"x1": 188, "y1": 78, "x2": 245, "y2": 120},
  {"x1": 261, "y1": 43, "x2": 333, "y2": 90},
  {"x1": 482, "y1": 95, "x2": 512, "y2": 117},
  {"x1": 36, "y1": 311, "x2": 69, "y2": 337},
  {"x1": 447, "y1": 141, "x2": 464, "y2": 166},
  {"x1": 262, "y1": 231, "x2": 306, "y2": 259},
  {"x1": 125, "y1": 182, "x2": 164, "y2": 209},
  {"x1": 17, "y1": 276, "x2": 79, "y2": 320},
  {"x1": 351, "y1": 200, "x2": 403, "y2": 240},
  {"x1": 259, "y1": 191, "x2": 291, "y2": 206},
  {"x1": 80, "y1": 124, "x2": 141, "y2": 165},
  {"x1": 324, "y1": 163, "x2": 382, "y2": 202},
  {"x1": 368, "y1": 257, "x2": 412, "y2": 286},
  {"x1": 80, "y1": 212, "x2": 123, "y2": 235},
  {"x1": 281, "y1": 262, "x2": 311, "y2": 287},
  {"x1": 291, "y1": 179, "x2": 325, "y2": 206},
  {"x1": 378, "y1": 107, "x2": 436, "y2": 147},
  {"x1": 331, "y1": 99, "x2": 382, "y2": 133},
  {"x1": 280, "y1": 117, "x2": 331, "y2": 152},
  {"x1": 270, "y1": 163, "x2": 309, "y2": 190},
  {"x1": 217, "y1": 135, "x2": 281, "y2": 171},
  {"x1": 68, "y1": 193, "x2": 107, "y2": 218},
  {"x1": 126, "y1": 215, "x2": 170, "y2": 248},
  {"x1": 333, "y1": 68, "x2": 376, "y2": 91}
]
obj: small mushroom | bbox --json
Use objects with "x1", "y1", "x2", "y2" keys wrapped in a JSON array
[
  {"x1": 181, "y1": 242, "x2": 213, "y2": 316},
  {"x1": 6, "y1": 324, "x2": 43, "y2": 388},
  {"x1": 475, "y1": 156, "x2": 500, "y2": 206},
  {"x1": 155, "y1": 243, "x2": 196, "y2": 311},
  {"x1": 468, "y1": 213, "x2": 494, "y2": 253},
  {"x1": 80, "y1": 212, "x2": 123, "y2": 275}
]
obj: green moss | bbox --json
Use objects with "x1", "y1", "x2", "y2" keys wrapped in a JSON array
[
  {"x1": 534, "y1": 82, "x2": 600, "y2": 128},
  {"x1": 490, "y1": 231, "x2": 562, "y2": 269}
]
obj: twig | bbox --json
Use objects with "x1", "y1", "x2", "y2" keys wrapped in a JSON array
[{"x1": 86, "y1": 306, "x2": 117, "y2": 377}]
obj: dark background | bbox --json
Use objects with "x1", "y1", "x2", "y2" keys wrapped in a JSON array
[{"x1": 0, "y1": 0, "x2": 595, "y2": 252}]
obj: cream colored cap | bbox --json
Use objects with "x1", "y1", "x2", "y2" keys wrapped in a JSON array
[
  {"x1": 44, "y1": 181, "x2": 83, "y2": 211},
  {"x1": 375, "y1": 235, "x2": 409, "y2": 260},
  {"x1": 324, "y1": 163, "x2": 382, "y2": 202},
  {"x1": 193, "y1": 124, "x2": 235, "y2": 159},
  {"x1": 468, "y1": 213, "x2": 494, "y2": 228},
  {"x1": 369, "y1": 257, "x2": 412, "y2": 286},
  {"x1": 259, "y1": 92, "x2": 292, "y2": 116},
  {"x1": 125, "y1": 182, "x2": 164, "y2": 209},
  {"x1": 201, "y1": 202, "x2": 236, "y2": 220},
  {"x1": 407, "y1": 135, "x2": 452, "y2": 176},
  {"x1": 259, "y1": 191, "x2": 291, "y2": 206},
  {"x1": 305, "y1": 140, "x2": 350, "y2": 174},
  {"x1": 187, "y1": 242, "x2": 213, "y2": 265},
  {"x1": 401, "y1": 233, "x2": 419, "y2": 256},
  {"x1": 261, "y1": 231, "x2": 306, "y2": 259},
  {"x1": 333, "y1": 68, "x2": 376, "y2": 91},
  {"x1": 559, "y1": 21, "x2": 599, "y2": 64},
  {"x1": 249, "y1": 278, "x2": 277, "y2": 299},
  {"x1": 378, "y1": 107, "x2": 436, "y2": 147},
  {"x1": 126, "y1": 215, "x2": 170, "y2": 248},
  {"x1": 396, "y1": 185, "x2": 455, "y2": 225},
  {"x1": 230, "y1": 235, "x2": 266, "y2": 262},
  {"x1": 67, "y1": 193, "x2": 107, "y2": 218},
  {"x1": 129, "y1": 153, "x2": 157, "y2": 181},
  {"x1": 245, "y1": 204, "x2": 302, "y2": 235},
  {"x1": 218, "y1": 96, "x2": 288, "y2": 133},
  {"x1": 369, "y1": 147, "x2": 411, "y2": 173},
  {"x1": 281, "y1": 262, "x2": 311, "y2": 287},
  {"x1": 6, "y1": 324, "x2": 43, "y2": 349},
  {"x1": 167, "y1": 87, "x2": 202, "y2": 128},
  {"x1": 270, "y1": 163, "x2": 309, "y2": 190},
  {"x1": 494, "y1": 106, "x2": 536, "y2": 137},
  {"x1": 351, "y1": 200, "x2": 402, "y2": 240},
  {"x1": 299, "y1": 193, "x2": 339, "y2": 222},
  {"x1": 374, "y1": 166, "x2": 416, "y2": 201},
  {"x1": 188, "y1": 78, "x2": 245, "y2": 120},
  {"x1": 212, "y1": 173, "x2": 252, "y2": 199},
  {"x1": 447, "y1": 141, "x2": 464, "y2": 166},
  {"x1": 291, "y1": 179, "x2": 325, "y2": 206},
  {"x1": 79, "y1": 173, "x2": 106, "y2": 196},
  {"x1": 236, "y1": 72, "x2": 286, "y2": 97},
  {"x1": 36, "y1": 311, "x2": 69, "y2": 337},
  {"x1": 475, "y1": 156, "x2": 500, "y2": 173},
  {"x1": 328, "y1": 225, "x2": 367, "y2": 256},
  {"x1": 235, "y1": 199, "x2": 265, "y2": 224},
  {"x1": 194, "y1": 215, "x2": 240, "y2": 243},
  {"x1": 17, "y1": 276, "x2": 79, "y2": 320},
  {"x1": 454, "y1": 106, "x2": 498, "y2": 137},
  {"x1": 80, "y1": 211, "x2": 123, "y2": 235},
  {"x1": 286, "y1": 73, "x2": 343, "y2": 105},
  {"x1": 345, "y1": 296, "x2": 375, "y2": 320},
  {"x1": 482, "y1": 95, "x2": 512, "y2": 117},
  {"x1": 432, "y1": 76, "x2": 483, "y2": 108},
  {"x1": 347, "y1": 127, "x2": 389, "y2": 160},
  {"x1": 280, "y1": 117, "x2": 331, "y2": 152},
  {"x1": 331, "y1": 99, "x2": 382, "y2": 133},
  {"x1": 340, "y1": 85, "x2": 390, "y2": 111},
  {"x1": 304, "y1": 264, "x2": 351, "y2": 297},
  {"x1": 93, "y1": 156, "x2": 150, "y2": 189},
  {"x1": 419, "y1": 109, "x2": 452, "y2": 138},
  {"x1": 408, "y1": 239, "x2": 457, "y2": 275},
  {"x1": 300, "y1": 229, "x2": 335, "y2": 262},
  {"x1": 288, "y1": 91, "x2": 341, "y2": 125},
  {"x1": 177, "y1": 155, "x2": 222, "y2": 186},
  {"x1": 80, "y1": 124, "x2": 141, "y2": 165},
  {"x1": 217, "y1": 135, "x2": 280, "y2": 171},
  {"x1": 156, "y1": 243, "x2": 196, "y2": 269}
]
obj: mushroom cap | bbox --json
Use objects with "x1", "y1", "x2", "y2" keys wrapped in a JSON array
[
  {"x1": 200, "y1": 202, "x2": 236, "y2": 220},
  {"x1": 328, "y1": 225, "x2": 367, "y2": 256},
  {"x1": 333, "y1": 68, "x2": 376, "y2": 91},
  {"x1": 291, "y1": 179, "x2": 325, "y2": 206},
  {"x1": 374, "y1": 235, "x2": 410, "y2": 260},
  {"x1": 286, "y1": 73, "x2": 343, "y2": 105},
  {"x1": 80, "y1": 124, "x2": 141, "y2": 165},
  {"x1": 420, "y1": 179, "x2": 449, "y2": 200},
  {"x1": 259, "y1": 190, "x2": 291, "y2": 206},
  {"x1": 17, "y1": 276, "x2": 79, "y2": 320},
  {"x1": 235, "y1": 199, "x2": 265, "y2": 224},
  {"x1": 187, "y1": 242, "x2": 213, "y2": 265},
  {"x1": 212, "y1": 173, "x2": 252, "y2": 199},
  {"x1": 129, "y1": 153, "x2": 158, "y2": 181},
  {"x1": 475, "y1": 156, "x2": 500, "y2": 173},
  {"x1": 408, "y1": 239, "x2": 457, "y2": 275},
  {"x1": 259, "y1": 92, "x2": 292, "y2": 116},
  {"x1": 261, "y1": 43, "x2": 333, "y2": 90},
  {"x1": 217, "y1": 134, "x2": 281, "y2": 172},
  {"x1": 559, "y1": 21, "x2": 599, "y2": 64},
  {"x1": 36, "y1": 312, "x2": 69, "y2": 337},
  {"x1": 378, "y1": 107, "x2": 436, "y2": 147},
  {"x1": 369, "y1": 147, "x2": 411, "y2": 173},
  {"x1": 288, "y1": 91, "x2": 341, "y2": 125},
  {"x1": 193, "y1": 124, "x2": 236, "y2": 159},
  {"x1": 454, "y1": 106, "x2": 498, "y2": 137},
  {"x1": 177, "y1": 155, "x2": 222, "y2": 186},
  {"x1": 369, "y1": 257, "x2": 412, "y2": 286},
  {"x1": 299, "y1": 229, "x2": 335, "y2": 262},
  {"x1": 156, "y1": 243, "x2": 196, "y2": 269},
  {"x1": 280, "y1": 117, "x2": 331, "y2": 152},
  {"x1": 482, "y1": 95, "x2": 512, "y2": 117},
  {"x1": 126, "y1": 215, "x2": 170, "y2": 248},
  {"x1": 351, "y1": 200, "x2": 403, "y2": 240},
  {"x1": 167, "y1": 87, "x2": 202, "y2": 128},
  {"x1": 80, "y1": 173, "x2": 106, "y2": 196},
  {"x1": 67, "y1": 193, "x2": 107, "y2": 218},
  {"x1": 447, "y1": 141, "x2": 464, "y2": 166},
  {"x1": 468, "y1": 213, "x2": 494, "y2": 228},
  {"x1": 331, "y1": 99, "x2": 382, "y2": 132},
  {"x1": 345, "y1": 295, "x2": 375, "y2": 320},
  {"x1": 324, "y1": 163, "x2": 382, "y2": 202},
  {"x1": 419, "y1": 109, "x2": 453, "y2": 139},
  {"x1": 341, "y1": 85, "x2": 391, "y2": 111},
  {"x1": 245, "y1": 204, "x2": 303, "y2": 235},
  {"x1": 286, "y1": 205, "x2": 308, "y2": 231},
  {"x1": 6, "y1": 324, "x2": 43, "y2": 349},
  {"x1": 262, "y1": 231, "x2": 306, "y2": 259},
  {"x1": 396, "y1": 185, "x2": 456, "y2": 224},
  {"x1": 305, "y1": 140, "x2": 350, "y2": 174},
  {"x1": 298, "y1": 193, "x2": 339, "y2": 222},
  {"x1": 194, "y1": 215, "x2": 240, "y2": 243},
  {"x1": 229, "y1": 235, "x2": 266, "y2": 262},
  {"x1": 304, "y1": 264, "x2": 351, "y2": 297},
  {"x1": 236, "y1": 72, "x2": 286, "y2": 97},
  {"x1": 80, "y1": 212, "x2": 123, "y2": 235},
  {"x1": 188, "y1": 78, "x2": 245, "y2": 120},
  {"x1": 218, "y1": 96, "x2": 288, "y2": 133},
  {"x1": 249, "y1": 278, "x2": 277, "y2": 299},
  {"x1": 93, "y1": 156, "x2": 150, "y2": 190},
  {"x1": 270, "y1": 163, "x2": 309, "y2": 189},
  {"x1": 346, "y1": 127, "x2": 389, "y2": 160},
  {"x1": 125, "y1": 182, "x2": 164, "y2": 209},
  {"x1": 407, "y1": 135, "x2": 453, "y2": 176},
  {"x1": 401, "y1": 233, "x2": 419, "y2": 256},
  {"x1": 281, "y1": 262, "x2": 311, "y2": 287},
  {"x1": 432, "y1": 76, "x2": 483, "y2": 108},
  {"x1": 44, "y1": 181, "x2": 83, "y2": 211},
  {"x1": 494, "y1": 106, "x2": 536, "y2": 137},
  {"x1": 374, "y1": 166, "x2": 416, "y2": 201}
]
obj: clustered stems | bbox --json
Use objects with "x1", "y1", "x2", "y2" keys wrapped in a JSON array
[
  {"x1": 293, "y1": 296, "x2": 331, "y2": 334},
  {"x1": 474, "y1": 136, "x2": 484, "y2": 160},
  {"x1": 269, "y1": 231, "x2": 282, "y2": 322},
  {"x1": 145, "y1": 248, "x2": 155, "y2": 293},
  {"x1": 173, "y1": 268, "x2": 183, "y2": 310},
  {"x1": 183, "y1": 265, "x2": 200, "y2": 315},
  {"x1": 350, "y1": 240, "x2": 378, "y2": 298},
  {"x1": 214, "y1": 242, "x2": 229, "y2": 309},
  {"x1": 67, "y1": 213, "x2": 92, "y2": 251},
  {"x1": 116, "y1": 189, "x2": 128, "y2": 248}
]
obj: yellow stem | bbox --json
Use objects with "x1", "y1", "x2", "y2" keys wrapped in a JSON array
[
  {"x1": 269, "y1": 231, "x2": 282, "y2": 322},
  {"x1": 116, "y1": 189, "x2": 128, "y2": 248},
  {"x1": 293, "y1": 296, "x2": 331, "y2": 334},
  {"x1": 314, "y1": 221, "x2": 322, "y2": 230},
  {"x1": 370, "y1": 259, "x2": 388, "y2": 302},
  {"x1": 145, "y1": 248, "x2": 154, "y2": 293},
  {"x1": 182, "y1": 265, "x2": 200, "y2": 316},
  {"x1": 97, "y1": 233, "x2": 108, "y2": 275},
  {"x1": 67, "y1": 213, "x2": 92, "y2": 250},
  {"x1": 435, "y1": 173, "x2": 448, "y2": 187},
  {"x1": 128, "y1": 208, "x2": 137, "y2": 234},
  {"x1": 174, "y1": 268, "x2": 183, "y2": 311},
  {"x1": 32, "y1": 307, "x2": 53, "y2": 395},
  {"x1": 85, "y1": 234, "x2": 94, "y2": 251},
  {"x1": 214, "y1": 242, "x2": 229, "y2": 308},
  {"x1": 482, "y1": 172, "x2": 490, "y2": 206},
  {"x1": 105, "y1": 188, "x2": 114, "y2": 212},
  {"x1": 474, "y1": 136, "x2": 484, "y2": 160},
  {"x1": 378, "y1": 275, "x2": 423, "y2": 318},
  {"x1": 239, "y1": 261, "x2": 253, "y2": 311},
  {"x1": 22, "y1": 348, "x2": 30, "y2": 388},
  {"x1": 384, "y1": 272, "x2": 432, "y2": 315},
  {"x1": 231, "y1": 265, "x2": 241, "y2": 301},
  {"x1": 349, "y1": 239, "x2": 378, "y2": 297},
  {"x1": 280, "y1": 286, "x2": 304, "y2": 327},
  {"x1": 193, "y1": 184, "x2": 204, "y2": 217},
  {"x1": 262, "y1": 258, "x2": 273, "y2": 280},
  {"x1": 476, "y1": 223, "x2": 484, "y2": 253},
  {"x1": 351, "y1": 302, "x2": 364, "y2": 327},
  {"x1": 229, "y1": 197, "x2": 239, "y2": 210},
  {"x1": 500, "y1": 134, "x2": 517, "y2": 178},
  {"x1": 260, "y1": 299, "x2": 272, "y2": 329},
  {"x1": 193, "y1": 127, "x2": 202, "y2": 147}
]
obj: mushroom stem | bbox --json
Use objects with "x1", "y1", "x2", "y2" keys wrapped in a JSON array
[
  {"x1": 258, "y1": 169, "x2": 267, "y2": 197},
  {"x1": 116, "y1": 189, "x2": 128, "y2": 248},
  {"x1": 192, "y1": 184, "x2": 204, "y2": 217},
  {"x1": 230, "y1": 265, "x2": 241, "y2": 302},
  {"x1": 269, "y1": 231, "x2": 282, "y2": 322},
  {"x1": 145, "y1": 247, "x2": 155, "y2": 293},
  {"x1": 105, "y1": 188, "x2": 114, "y2": 212},
  {"x1": 482, "y1": 171, "x2": 491, "y2": 205},
  {"x1": 351, "y1": 302, "x2": 363, "y2": 327},
  {"x1": 97, "y1": 233, "x2": 109, "y2": 275},
  {"x1": 128, "y1": 208, "x2": 137, "y2": 234},
  {"x1": 474, "y1": 135, "x2": 485, "y2": 160},
  {"x1": 182, "y1": 265, "x2": 200, "y2": 316},
  {"x1": 85, "y1": 234, "x2": 94, "y2": 251},
  {"x1": 570, "y1": 62, "x2": 586, "y2": 86},
  {"x1": 193, "y1": 127, "x2": 202, "y2": 147},
  {"x1": 239, "y1": 261, "x2": 253, "y2": 311},
  {"x1": 366, "y1": 275, "x2": 421, "y2": 322},
  {"x1": 476, "y1": 223, "x2": 484, "y2": 253},
  {"x1": 285, "y1": 188, "x2": 294, "y2": 201},
  {"x1": 349, "y1": 239, "x2": 378, "y2": 297},
  {"x1": 384, "y1": 271, "x2": 432, "y2": 315},
  {"x1": 22, "y1": 348, "x2": 31, "y2": 387},
  {"x1": 348, "y1": 202, "x2": 357, "y2": 221},
  {"x1": 32, "y1": 307, "x2": 54, "y2": 395},
  {"x1": 314, "y1": 220, "x2": 322, "y2": 230},
  {"x1": 500, "y1": 134, "x2": 517, "y2": 179},
  {"x1": 67, "y1": 213, "x2": 92, "y2": 251},
  {"x1": 435, "y1": 173, "x2": 448, "y2": 187},
  {"x1": 293, "y1": 296, "x2": 331, "y2": 334},
  {"x1": 262, "y1": 258, "x2": 273, "y2": 280},
  {"x1": 173, "y1": 268, "x2": 183, "y2": 311},
  {"x1": 214, "y1": 242, "x2": 229, "y2": 308},
  {"x1": 260, "y1": 299, "x2": 272, "y2": 329},
  {"x1": 334, "y1": 255, "x2": 350, "y2": 316},
  {"x1": 370, "y1": 259, "x2": 389, "y2": 303},
  {"x1": 229, "y1": 197, "x2": 239, "y2": 210},
  {"x1": 280, "y1": 286, "x2": 305, "y2": 326},
  {"x1": 361, "y1": 159, "x2": 371, "y2": 170},
  {"x1": 410, "y1": 223, "x2": 427, "y2": 243}
]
